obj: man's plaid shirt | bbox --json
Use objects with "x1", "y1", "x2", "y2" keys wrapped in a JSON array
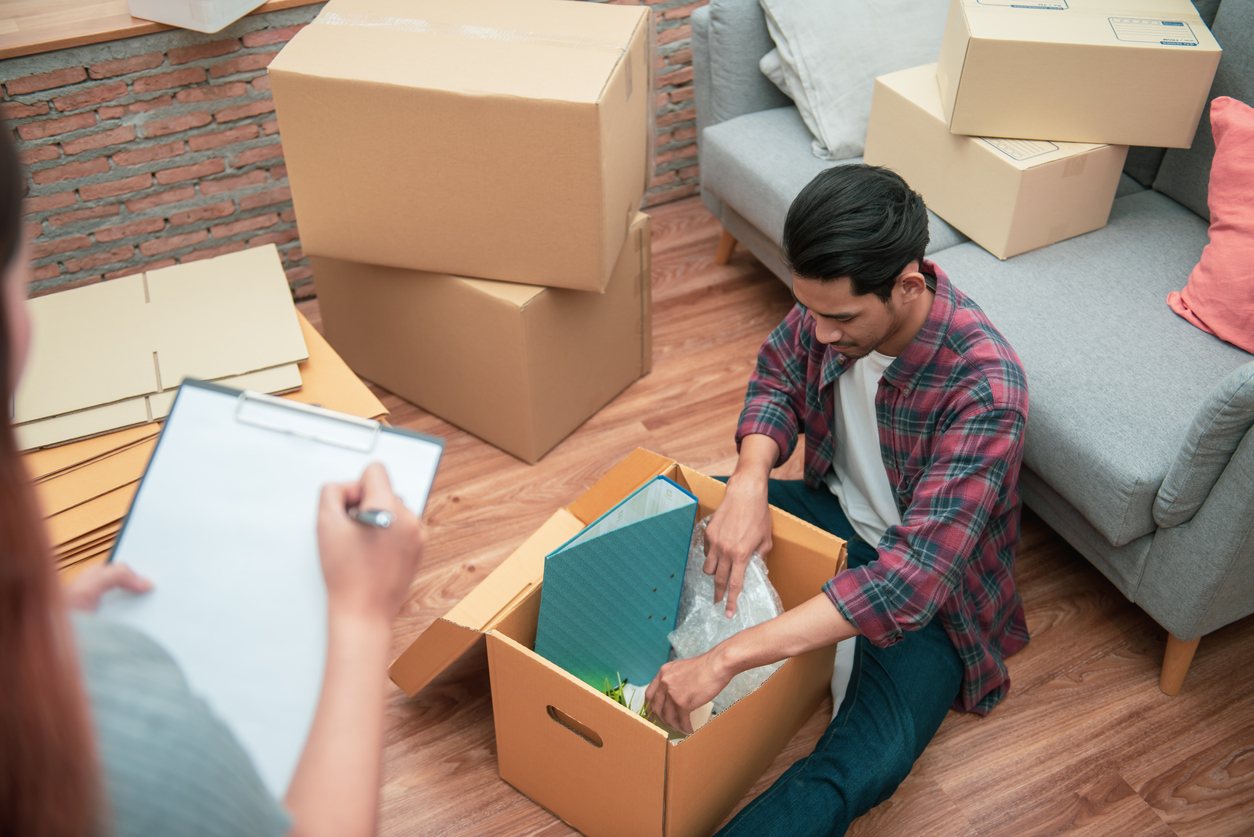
[{"x1": 737, "y1": 261, "x2": 1030, "y2": 714}]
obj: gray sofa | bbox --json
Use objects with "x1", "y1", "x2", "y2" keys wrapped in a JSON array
[{"x1": 694, "y1": 0, "x2": 1254, "y2": 694}]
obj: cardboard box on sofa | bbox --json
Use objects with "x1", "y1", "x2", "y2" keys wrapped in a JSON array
[
  {"x1": 312, "y1": 212, "x2": 652, "y2": 464},
  {"x1": 269, "y1": 0, "x2": 651, "y2": 292},
  {"x1": 389, "y1": 448, "x2": 848, "y2": 837},
  {"x1": 866, "y1": 64, "x2": 1128, "y2": 260},
  {"x1": 936, "y1": 0, "x2": 1221, "y2": 147}
]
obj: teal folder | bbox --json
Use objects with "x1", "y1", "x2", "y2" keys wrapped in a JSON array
[{"x1": 534, "y1": 475, "x2": 698, "y2": 689}]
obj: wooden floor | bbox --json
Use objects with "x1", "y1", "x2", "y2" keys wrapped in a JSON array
[{"x1": 298, "y1": 196, "x2": 1254, "y2": 837}]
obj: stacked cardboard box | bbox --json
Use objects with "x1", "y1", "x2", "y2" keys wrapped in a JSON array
[
  {"x1": 269, "y1": 0, "x2": 655, "y2": 462},
  {"x1": 865, "y1": 0, "x2": 1221, "y2": 259}
]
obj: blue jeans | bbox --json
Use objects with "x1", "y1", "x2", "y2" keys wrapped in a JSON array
[{"x1": 717, "y1": 480, "x2": 963, "y2": 837}]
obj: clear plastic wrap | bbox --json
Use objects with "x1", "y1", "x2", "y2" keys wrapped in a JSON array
[{"x1": 667, "y1": 515, "x2": 785, "y2": 714}]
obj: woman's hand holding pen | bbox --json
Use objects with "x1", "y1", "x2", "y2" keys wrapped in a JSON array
[{"x1": 316, "y1": 461, "x2": 427, "y2": 626}]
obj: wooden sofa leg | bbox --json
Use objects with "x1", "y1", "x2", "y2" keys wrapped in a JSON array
[
  {"x1": 714, "y1": 229, "x2": 737, "y2": 265},
  {"x1": 1160, "y1": 633, "x2": 1201, "y2": 696}
]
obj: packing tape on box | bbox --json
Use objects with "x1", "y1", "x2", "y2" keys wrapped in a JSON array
[
  {"x1": 316, "y1": 10, "x2": 630, "y2": 52},
  {"x1": 1062, "y1": 155, "x2": 1088, "y2": 178}
]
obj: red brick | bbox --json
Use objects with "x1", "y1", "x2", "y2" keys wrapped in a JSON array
[
  {"x1": 247, "y1": 228, "x2": 299, "y2": 248},
  {"x1": 105, "y1": 258, "x2": 175, "y2": 280},
  {"x1": 139, "y1": 229, "x2": 208, "y2": 256},
  {"x1": 31, "y1": 156, "x2": 109, "y2": 185},
  {"x1": 51, "y1": 81, "x2": 128, "y2": 112},
  {"x1": 270, "y1": 164, "x2": 287, "y2": 180},
  {"x1": 126, "y1": 185, "x2": 194, "y2": 212},
  {"x1": 251, "y1": 75, "x2": 272, "y2": 93},
  {"x1": 657, "y1": 66, "x2": 693, "y2": 88},
  {"x1": 200, "y1": 170, "x2": 267, "y2": 195},
  {"x1": 143, "y1": 111, "x2": 213, "y2": 137},
  {"x1": 673, "y1": 125, "x2": 697, "y2": 141},
  {"x1": 20, "y1": 145, "x2": 61, "y2": 165},
  {"x1": 99, "y1": 94, "x2": 175, "y2": 119},
  {"x1": 26, "y1": 191, "x2": 78, "y2": 212},
  {"x1": 279, "y1": 207, "x2": 296, "y2": 223},
  {"x1": 678, "y1": 164, "x2": 699, "y2": 180},
  {"x1": 231, "y1": 143, "x2": 283, "y2": 167},
  {"x1": 47, "y1": 204, "x2": 121, "y2": 228},
  {"x1": 61, "y1": 124, "x2": 136, "y2": 155},
  {"x1": 181, "y1": 240, "x2": 248, "y2": 263},
  {"x1": 112, "y1": 140, "x2": 185, "y2": 167},
  {"x1": 31, "y1": 233, "x2": 91, "y2": 259},
  {"x1": 175, "y1": 82, "x2": 248, "y2": 104},
  {"x1": 644, "y1": 182, "x2": 699, "y2": 207},
  {"x1": 1, "y1": 100, "x2": 49, "y2": 119},
  {"x1": 33, "y1": 263, "x2": 61, "y2": 282},
  {"x1": 658, "y1": 23, "x2": 691, "y2": 45},
  {"x1": 89, "y1": 52, "x2": 164, "y2": 80},
  {"x1": 668, "y1": 87, "x2": 695, "y2": 105},
  {"x1": 6, "y1": 67, "x2": 87, "y2": 96},
  {"x1": 662, "y1": 1, "x2": 703, "y2": 20},
  {"x1": 651, "y1": 171, "x2": 679, "y2": 189},
  {"x1": 168, "y1": 39, "x2": 241, "y2": 65},
  {"x1": 169, "y1": 201, "x2": 235, "y2": 226},
  {"x1": 215, "y1": 99, "x2": 275, "y2": 123},
  {"x1": 261, "y1": 119, "x2": 279, "y2": 136},
  {"x1": 293, "y1": 283, "x2": 315, "y2": 301},
  {"x1": 283, "y1": 245, "x2": 303, "y2": 262},
  {"x1": 95, "y1": 216, "x2": 166, "y2": 243},
  {"x1": 154, "y1": 158, "x2": 225, "y2": 185},
  {"x1": 134, "y1": 67, "x2": 207, "y2": 94},
  {"x1": 186, "y1": 123, "x2": 259, "y2": 151},
  {"x1": 63, "y1": 245, "x2": 135, "y2": 273},
  {"x1": 656, "y1": 109, "x2": 694, "y2": 128},
  {"x1": 25, "y1": 221, "x2": 43, "y2": 241},
  {"x1": 242, "y1": 25, "x2": 305, "y2": 48},
  {"x1": 209, "y1": 51, "x2": 279, "y2": 78},
  {"x1": 238, "y1": 185, "x2": 290, "y2": 211},
  {"x1": 285, "y1": 265, "x2": 313, "y2": 284},
  {"x1": 80, "y1": 173, "x2": 153, "y2": 201},
  {"x1": 211, "y1": 212, "x2": 279, "y2": 238},
  {"x1": 16, "y1": 112, "x2": 97, "y2": 141}
]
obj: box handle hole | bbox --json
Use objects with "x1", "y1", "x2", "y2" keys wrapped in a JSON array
[{"x1": 546, "y1": 705, "x2": 603, "y2": 748}]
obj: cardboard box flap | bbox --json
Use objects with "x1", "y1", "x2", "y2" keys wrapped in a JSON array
[
  {"x1": 273, "y1": 0, "x2": 647, "y2": 105},
  {"x1": 566, "y1": 447, "x2": 675, "y2": 525},
  {"x1": 389, "y1": 507, "x2": 585, "y2": 696}
]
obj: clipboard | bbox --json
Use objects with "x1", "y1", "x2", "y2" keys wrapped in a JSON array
[{"x1": 98, "y1": 380, "x2": 443, "y2": 798}]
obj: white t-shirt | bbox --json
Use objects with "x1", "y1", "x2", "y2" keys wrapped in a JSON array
[{"x1": 824, "y1": 349, "x2": 904, "y2": 717}]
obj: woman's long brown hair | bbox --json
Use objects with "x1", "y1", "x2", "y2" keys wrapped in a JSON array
[{"x1": 0, "y1": 119, "x2": 100, "y2": 835}]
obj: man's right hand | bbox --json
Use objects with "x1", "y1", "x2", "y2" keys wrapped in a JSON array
[{"x1": 704, "y1": 435, "x2": 779, "y2": 617}]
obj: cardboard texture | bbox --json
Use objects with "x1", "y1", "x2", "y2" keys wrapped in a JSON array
[
  {"x1": 936, "y1": 0, "x2": 1221, "y2": 147},
  {"x1": 865, "y1": 64, "x2": 1128, "y2": 260},
  {"x1": 390, "y1": 448, "x2": 847, "y2": 836},
  {"x1": 38, "y1": 310, "x2": 387, "y2": 575},
  {"x1": 312, "y1": 212, "x2": 652, "y2": 463},
  {"x1": 14, "y1": 244, "x2": 309, "y2": 450},
  {"x1": 269, "y1": 0, "x2": 651, "y2": 291}
]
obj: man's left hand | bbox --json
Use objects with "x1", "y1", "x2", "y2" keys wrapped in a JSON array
[
  {"x1": 645, "y1": 649, "x2": 732, "y2": 735},
  {"x1": 64, "y1": 563, "x2": 153, "y2": 612}
]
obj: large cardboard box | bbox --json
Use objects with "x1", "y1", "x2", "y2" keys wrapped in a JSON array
[
  {"x1": 390, "y1": 449, "x2": 847, "y2": 836},
  {"x1": 312, "y1": 212, "x2": 652, "y2": 463},
  {"x1": 269, "y1": 0, "x2": 652, "y2": 292},
  {"x1": 866, "y1": 64, "x2": 1128, "y2": 260},
  {"x1": 936, "y1": 0, "x2": 1221, "y2": 147}
]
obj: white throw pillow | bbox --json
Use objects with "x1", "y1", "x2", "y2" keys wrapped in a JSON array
[
  {"x1": 759, "y1": 48, "x2": 826, "y2": 149},
  {"x1": 758, "y1": 0, "x2": 950, "y2": 160}
]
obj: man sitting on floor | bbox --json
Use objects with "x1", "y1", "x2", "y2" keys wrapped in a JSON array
[{"x1": 645, "y1": 164, "x2": 1031, "y2": 835}]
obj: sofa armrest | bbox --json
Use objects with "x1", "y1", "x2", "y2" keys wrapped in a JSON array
[
  {"x1": 692, "y1": 0, "x2": 790, "y2": 133},
  {"x1": 1154, "y1": 360, "x2": 1254, "y2": 528}
]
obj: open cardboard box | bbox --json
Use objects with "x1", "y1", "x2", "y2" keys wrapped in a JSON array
[{"x1": 390, "y1": 449, "x2": 847, "y2": 836}]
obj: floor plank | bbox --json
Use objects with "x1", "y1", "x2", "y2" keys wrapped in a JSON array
[{"x1": 295, "y1": 195, "x2": 1254, "y2": 836}]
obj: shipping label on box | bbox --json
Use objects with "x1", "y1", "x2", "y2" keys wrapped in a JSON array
[
  {"x1": 389, "y1": 448, "x2": 847, "y2": 837},
  {"x1": 312, "y1": 212, "x2": 652, "y2": 463},
  {"x1": 936, "y1": 0, "x2": 1221, "y2": 147},
  {"x1": 866, "y1": 64, "x2": 1127, "y2": 260},
  {"x1": 269, "y1": 0, "x2": 652, "y2": 291}
]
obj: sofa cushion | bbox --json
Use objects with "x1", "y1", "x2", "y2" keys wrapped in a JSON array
[
  {"x1": 1154, "y1": 0, "x2": 1254, "y2": 220},
  {"x1": 701, "y1": 107, "x2": 965, "y2": 256},
  {"x1": 932, "y1": 189, "x2": 1251, "y2": 548},
  {"x1": 1167, "y1": 96, "x2": 1254, "y2": 353}
]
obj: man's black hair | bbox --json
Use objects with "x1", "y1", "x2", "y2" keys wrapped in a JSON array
[{"x1": 782, "y1": 164, "x2": 930, "y2": 301}]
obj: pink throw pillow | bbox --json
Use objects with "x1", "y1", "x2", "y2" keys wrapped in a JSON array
[{"x1": 1167, "y1": 96, "x2": 1254, "y2": 354}]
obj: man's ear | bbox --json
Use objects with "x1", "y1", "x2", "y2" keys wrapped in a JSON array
[{"x1": 897, "y1": 268, "x2": 928, "y2": 302}]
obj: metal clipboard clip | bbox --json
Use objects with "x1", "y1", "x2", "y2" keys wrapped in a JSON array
[{"x1": 233, "y1": 390, "x2": 381, "y2": 453}]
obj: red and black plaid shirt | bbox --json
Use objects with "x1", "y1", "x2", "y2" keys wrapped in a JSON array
[{"x1": 738, "y1": 261, "x2": 1030, "y2": 714}]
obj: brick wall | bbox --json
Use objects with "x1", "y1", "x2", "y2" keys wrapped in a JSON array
[{"x1": 2, "y1": 0, "x2": 704, "y2": 298}]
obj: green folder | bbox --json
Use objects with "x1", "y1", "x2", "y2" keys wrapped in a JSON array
[{"x1": 535, "y1": 475, "x2": 698, "y2": 689}]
